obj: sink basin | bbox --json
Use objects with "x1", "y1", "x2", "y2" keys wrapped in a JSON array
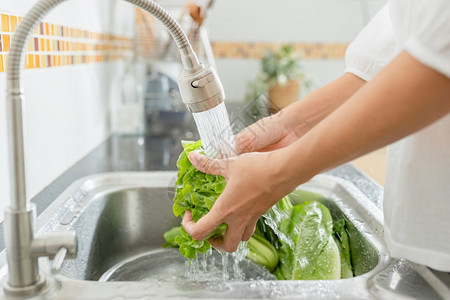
[
  {"x1": 59, "y1": 185, "x2": 179, "y2": 281},
  {"x1": 55, "y1": 176, "x2": 382, "y2": 282},
  {"x1": 1, "y1": 172, "x2": 446, "y2": 299}
]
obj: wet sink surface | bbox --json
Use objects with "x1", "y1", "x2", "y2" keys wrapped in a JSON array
[{"x1": 5, "y1": 172, "x2": 446, "y2": 299}]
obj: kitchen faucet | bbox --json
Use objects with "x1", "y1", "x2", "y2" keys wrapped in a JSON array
[{"x1": 4, "y1": 0, "x2": 225, "y2": 296}]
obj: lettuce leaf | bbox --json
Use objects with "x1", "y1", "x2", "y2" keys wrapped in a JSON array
[
  {"x1": 172, "y1": 140, "x2": 228, "y2": 259},
  {"x1": 163, "y1": 226, "x2": 181, "y2": 248},
  {"x1": 268, "y1": 200, "x2": 341, "y2": 280},
  {"x1": 333, "y1": 219, "x2": 353, "y2": 278},
  {"x1": 171, "y1": 140, "x2": 350, "y2": 278}
]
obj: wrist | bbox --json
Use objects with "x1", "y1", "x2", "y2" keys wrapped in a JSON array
[
  {"x1": 269, "y1": 145, "x2": 314, "y2": 195},
  {"x1": 277, "y1": 102, "x2": 306, "y2": 137}
]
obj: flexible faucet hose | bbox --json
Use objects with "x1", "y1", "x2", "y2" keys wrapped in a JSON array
[
  {"x1": 6, "y1": 0, "x2": 199, "y2": 211},
  {"x1": 8, "y1": 0, "x2": 197, "y2": 85}
]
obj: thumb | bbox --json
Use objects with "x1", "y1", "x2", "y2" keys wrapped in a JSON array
[{"x1": 188, "y1": 151, "x2": 229, "y2": 177}]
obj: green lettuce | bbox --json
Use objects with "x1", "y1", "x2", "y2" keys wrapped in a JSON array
[
  {"x1": 245, "y1": 235, "x2": 279, "y2": 272},
  {"x1": 267, "y1": 198, "x2": 341, "y2": 280},
  {"x1": 172, "y1": 140, "x2": 227, "y2": 259},
  {"x1": 163, "y1": 226, "x2": 181, "y2": 248},
  {"x1": 333, "y1": 219, "x2": 353, "y2": 278},
  {"x1": 170, "y1": 140, "x2": 351, "y2": 279}
]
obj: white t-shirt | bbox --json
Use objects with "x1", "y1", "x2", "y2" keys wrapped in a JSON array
[{"x1": 345, "y1": 0, "x2": 450, "y2": 272}]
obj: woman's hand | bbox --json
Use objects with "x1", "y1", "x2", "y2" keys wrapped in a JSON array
[
  {"x1": 234, "y1": 111, "x2": 300, "y2": 154},
  {"x1": 235, "y1": 73, "x2": 366, "y2": 155},
  {"x1": 182, "y1": 150, "x2": 298, "y2": 252}
]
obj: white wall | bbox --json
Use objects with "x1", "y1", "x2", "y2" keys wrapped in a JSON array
[
  {"x1": 205, "y1": 0, "x2": 386, "y2": 101},
  {"x1": 0, "y1": 0, "x2": 136, "y2": 221}
]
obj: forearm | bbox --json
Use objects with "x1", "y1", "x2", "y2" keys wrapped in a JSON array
[
  {"x1": 277, "y1": 51, "x2": 450, "y2": 186},
  {"x1": 237, "y1": 73, "x2": 366, "y2": 153},
  {"x1": 280, "y1": 72, "x2": 366, "y2": 137}
]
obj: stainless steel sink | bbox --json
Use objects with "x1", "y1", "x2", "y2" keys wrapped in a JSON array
[
  {"x1": 59, "y1": 186, "x2": 179, "y2": 281},
  {"x1": 58, "y1": 173, "x2": 381, "y2": 282},
  {"x1": 1, "y1": 172, "x2": 447, "y2": 299}
]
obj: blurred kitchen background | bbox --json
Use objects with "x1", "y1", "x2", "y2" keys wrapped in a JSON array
[{"x1": 0, "y1": 0, "x2": 386, "y2": 221}]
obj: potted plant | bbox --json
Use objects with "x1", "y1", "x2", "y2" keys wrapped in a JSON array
[{"x1": 245, "y1": 45, "x2": 310, "y2": 113}]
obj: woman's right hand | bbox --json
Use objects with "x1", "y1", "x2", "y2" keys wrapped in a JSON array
[{"x1": 235, "y1": 110, "x2": 301, "y2": 154}]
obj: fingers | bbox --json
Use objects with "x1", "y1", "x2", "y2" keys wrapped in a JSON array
[
  {"x1": 242, "y1": 220, "x2": 258, "y2": 242},
  {"x1": 182, "y1": 185, "x2": 262, "y2": 253},
  {"x1": 212, "y1": 218, "x2": 256, "y2": 251},
  {"x1": 188, "y1": 151, "x2": 230, "y2": 177},
  {"x1": 235, "y1": 116, "x2": 281, "y2": 154},
  {"x1": 183, "y1": 209, "x2": 253, "y2": 252},
  {"x1": 183, "y1": 209, "x2": 242, "y2": 252},
  {"x1": 182, "y1": 209, "x2": 223, "y2": 241},
  {"x1": 184, "y1": 210, "x2": 258, "y2": 252},
  {"x1": 208, "y1": 236, "x2": 224, "y2": 249},
  {"x1": 234, "y1": 127, "x2": 257, "y2": 154},
  {"x1": 208, "y1": 223, "x2": 246, "y2": 252},
  {"x1": 221, "y1": 224, "x2": 246, "y2": 252}
]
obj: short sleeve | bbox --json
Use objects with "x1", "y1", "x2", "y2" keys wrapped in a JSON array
[
  {"x1": 404, "y1": 0, "x2": 450, "y2": 79},
  {"x1": 345, "y1": 5, "x2": 397, "y2": 82}
]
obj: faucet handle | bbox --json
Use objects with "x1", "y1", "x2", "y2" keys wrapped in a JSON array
[
  {"x1": 31, "y1": 231, "x2": 78, "y2": 259},
  {"x1": 31, "y1": 231, "x2": 77, "y2": 275},
  {"x1": 51, "y1": 247, "x2": 68, "y2": 274}
]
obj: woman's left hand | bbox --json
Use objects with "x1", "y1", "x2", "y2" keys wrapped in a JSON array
[{"x1": 182, "y1": 150, "x2": 297, "y2": 252}]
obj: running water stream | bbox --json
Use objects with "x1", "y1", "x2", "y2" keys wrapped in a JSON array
[
  {"x1": 187, "y1": 102, "x2": 290, "y2": 282},
  {"x1": 192, "y1": 102, "x2": 235, "y2": 158}
]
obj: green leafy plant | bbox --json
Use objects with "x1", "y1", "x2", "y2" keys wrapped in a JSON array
[
  {"x1": 245, "y1": 45, "x2": 311, "y2": 102},
  {"x1": 333, "y1": 219, "x2": 353, "y2": 278},
  {"x1": 266, "y1": 196, "x2": 341, "y2": 280},
  {"x1": 246, "y1": 232, "x2": 279, "y2": 272},
  {"x1": 166, "y1": 140, "x2": 353, "y2": 279},
  {"x1": 171, "y1": 140, "x2": 227, "y2": 259}
]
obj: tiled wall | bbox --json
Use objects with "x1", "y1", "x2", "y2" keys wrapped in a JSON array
[
  {"x1": 0, "y1": 0, "x2": 136, "y2": 221},
  {"x1": 0, "y1": 12, "x2": 133, "y2": 72},
  {"x1": 211, "y1": 41, "x2": 349, "y2": 60}
]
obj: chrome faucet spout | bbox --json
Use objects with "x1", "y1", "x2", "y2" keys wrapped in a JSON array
[{"x1": 4, "y1": 0, "x2": 216, "y2": 296}]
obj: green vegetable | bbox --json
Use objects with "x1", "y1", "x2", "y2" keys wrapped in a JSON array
[
  {"x1": 170, "y1": 140, "x2": 352, "y2": 279},
  {"x1": 175, "y1": 226, "x2": 216, "y2": 259},
  {"x1": 246, "y1": 234, "x2": 279, "y2": 272},
  {"x1": 255, "y1": 218, "x2": 280, "y2": 250},
  {"x1": 163, "y1": 226, "x2": 181, "y2": 248},
  {"x1": 172, "y1": 140, "x2": 228, "y2": 259},
  {"x1": 269, "y1": 200, "x2": 341, "y2": 280},
  {"x1": 333, "y1": 219, "x2": 353, "y2": 278},
  {"x1": 163, "y1": 223, "x2": 279, "y2": 271},
  {"x1": 286, "y1": 189, "x2": 326, "y2": 205}
]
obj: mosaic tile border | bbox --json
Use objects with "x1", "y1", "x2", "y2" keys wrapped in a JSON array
[
  {"x1": 0, "y1": 12, "x2": 134, "y2": 72},
  {"x1": 211, "y1": 41, "x2": 349, "y2": 60}
]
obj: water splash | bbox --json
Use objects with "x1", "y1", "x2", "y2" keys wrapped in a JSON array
[
  {"x1": 221, "y1": 251, "x2": 229, "y2": 281},
  {"x1": 182, "y1": 242, "x2": 275, "y2": 282},
  {"x1": 263, "y1": 205, "x2": 295, "y2": 250}
]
